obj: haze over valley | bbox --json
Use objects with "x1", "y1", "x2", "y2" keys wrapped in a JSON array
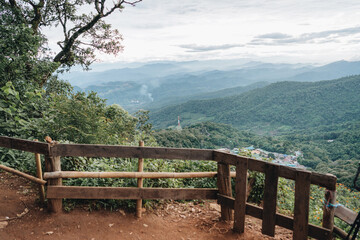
[{"x1": 64, "y1": 60, "x2": 360, "y2": 114}]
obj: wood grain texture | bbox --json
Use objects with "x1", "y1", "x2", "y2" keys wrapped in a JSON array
[
  {"x1": 0, "y1": 136, "x2": 49, "y2": 154},
  {"x1": 137, "y1": 140, "x2": 144, "y2": 218},
  {"x1": 52, "y1": 143, "x2": 214, "y2": 160},
  {"x1": 46, "y1": 186, "x2": 218, "y2": 200},
  {"x1": 293, "y1": 170, "x2": 311, "y2": 240},
  {"x1": 34, "y1": 149, "x2": 45, "y2": 203},
  {"x1": 233, "y1": 159, "x2": 248, "y2": 233},
  {"x1": 0, "y1": 164, "x2": 46, "y2": 185},
  {"x1": 217, "y1": 162, "x2": 233, "y2": 221},
  {"x1": 213, "y1": 150, "x2": 336, "y2": 190},
  {"x1": 44, "y1": 171, "x2": 235, "y2": 179},
  {"x1": 216, "y1": 194, "x2": 330, "y2": 239},
  {"x1": 334, "y1": 205, "x2": 357, "y2": 225},
  {"x1": 46, "y1": 155, "x2": 62, "y2": 213},
  {"x1": 323, "y1": 189, "x2": 337, "y2": 237},
  {"x1": 262, "y1": 164, "x2": 279, "y2": 237},
  {"x1": 333, "y1": 226, "x2": 348, "y2": 239}
]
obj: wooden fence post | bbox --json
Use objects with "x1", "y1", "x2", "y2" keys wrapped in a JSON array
[
  {"x1": 262, "y1": 164, "x2": 279, "y2": 237},
  {"x1": 217, "y1": 162, "x2": 233, "y2": 221},
  {"x1": 34, "y1": 139, "x2": 45, "y2": 204},
  {"x1": 293, "y1": 170, "x2": 311, "y2": 240},
  {"x1": 35, "y1": 152, "x2": 45, "y2": 203},
  {"x1": 136, "y1": 140, "x2": 144, "y2": 218},
  {"x1": 323, "y1": 188, "x2": 336, "y2": 239},
  {"x1": 233, "y1": 158, "x2": 248, "y2": 233},
  {"x1": 45, "y1": 142, "x2": 62, "y2": 213}
]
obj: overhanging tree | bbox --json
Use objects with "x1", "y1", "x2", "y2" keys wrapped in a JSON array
[{"x1": 1, "y1": 0, "x2": 142, "y2": 86}]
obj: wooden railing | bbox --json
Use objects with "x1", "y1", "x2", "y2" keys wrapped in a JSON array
[{"x1": 0, "y1": 136, "x2": 337, "y2": 240}]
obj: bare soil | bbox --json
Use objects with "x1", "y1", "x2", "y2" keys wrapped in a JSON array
[{"x1": 0, "y1": 172, "x2": 293, "y2": 240}]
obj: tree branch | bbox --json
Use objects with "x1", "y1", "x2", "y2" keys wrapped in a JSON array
[{"x1": 53, "y1": 13, "x2": 102, "y2": 64}]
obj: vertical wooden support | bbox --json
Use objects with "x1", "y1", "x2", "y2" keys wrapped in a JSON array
[
  {"x1": 136, "y1": 140, "x2": 144, "y2": 218},
  {"x1": 293, "y1": 170, "x2": 311, "y2": 240},
  {"x1": 34, "y1": 152, "x2": 45, "y2": 203},
  {"x1": 34, "y1": 138, "x2": 45, "y2": 204},
  {"x1": 323, "y1": 189, "x2": 336, "y2": 239},
  {"x1": 217, "y1": 162, "x2": 233, "y2": 221},
  {"x1": 45, "y1": 143, "x2": 62, "y2": 213},
  {"x1": 262, "y1": 164, "x2": 279, "y2": 237},
  {"x1": 233, "y1": 158, "x2": 248, "y2": 233}
]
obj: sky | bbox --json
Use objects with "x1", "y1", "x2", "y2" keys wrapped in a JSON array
[{"x1": 47, "y1": 0, "x2": 360, "y2": 65}]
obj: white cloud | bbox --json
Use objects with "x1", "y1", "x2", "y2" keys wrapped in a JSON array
[
  {"x1": 45, "y1": 0, "x2": 360, "y2": 64},
  {"x1": 178, "y1": 44, "x2": 244, "y2": 52}
]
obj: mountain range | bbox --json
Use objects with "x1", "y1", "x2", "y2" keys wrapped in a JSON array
[
  {"x1": 150, "y1": 75, "x2": 360, "y2": 133},
  {"x1": 62, "y1": 60, "x2": 360, "y2": 112}
]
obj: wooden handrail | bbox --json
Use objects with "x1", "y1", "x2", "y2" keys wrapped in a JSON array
[
  {"x1": 51, "y1": 143, "x2": 214, "y2": 160},
  {"x1": 44, "y1": 171, "x2": 237, "y2": 179},
  {"x1": 0, "y1": 136, "x2": 49, "y2": 154},
  {"x1": 214, "y1": 151, "x2": 337, "y2": 190}
]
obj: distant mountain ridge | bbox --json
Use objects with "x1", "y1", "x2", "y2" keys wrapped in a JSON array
[
  {"x1": 150, "y1": 75, "x2": 360, "y2": 132},
  {"x1": 63, "y1": 60, "x2": 360, "y2": 112}
]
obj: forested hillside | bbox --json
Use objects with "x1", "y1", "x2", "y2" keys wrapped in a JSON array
[
  {"x1": 154, "y1": 121, "x2": 360, "y2": 187},
  {"x1": 150, "y1": 75, "x2": 360, "y2": 132},
  {"x1": 68, "y1": 60, "x2": 360, "y2": 112}
]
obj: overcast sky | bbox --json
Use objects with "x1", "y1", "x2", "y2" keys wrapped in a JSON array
[{"x1": 48, "y1": 0, "x2": 360, "y2": 64}]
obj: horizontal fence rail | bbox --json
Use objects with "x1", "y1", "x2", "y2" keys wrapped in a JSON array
[
  {"x1": 213, "y1": 151, "x2": 337, "y2": 190},
  {"x1": 0, "y1": 136, "x2": 49, "y2": 154},
  {"x1": 0, "y1": 136, "x2": 337, "y2": 240},
  {"x1": 44, "y1": 171, "x2": 237, "y2": 179},
  {"x1": 47, "y1": 186, "x2": 218, "y2": 200},
  {"x1": 51, "y1": 143, "x2": 214, "y2": 160},
  {"x1": 217, "y1": 194, "x2": 331, "y2": 239},
  {"x1": 0, "y1": 164, "x2": 47, "y2": 185}
]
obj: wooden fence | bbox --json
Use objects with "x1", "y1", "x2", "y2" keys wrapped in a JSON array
[{"x1": 0, "y1": 136, "x2": 337, "y2": 239}]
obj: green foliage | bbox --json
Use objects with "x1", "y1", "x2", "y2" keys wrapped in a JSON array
[
  {"x1": 315, "y1": 160, "x2": 359, "y2": 187},
  {"x1": 2, "y1": 0, "x2": 139, "y2": 78},
  {"x1": 0, "y1": 4, "x2": 58, "y2": 88},
  {"x1": 155, "y1": 121, "x2": 360, "y2": 188},
  {"x1": 0, "y1": 81, "x2": 43, "y2": 138},
  {"x1": 150, "y1": 76, "x2": 360, "y2": 132},
  {"x1": 247, "y1": 172, "x2": 265, "y2": 204},
  {"x1": 40, "y1": 89, "x2": 137, "y2": 144}
]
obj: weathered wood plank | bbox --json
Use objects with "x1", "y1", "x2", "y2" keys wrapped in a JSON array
[
  {"x1": 137, "y1": 140, "x2": 144, "y2": 218},
  {"x1": 44, "y1": 171, "x2": 236, "y2": 179},
  {"x1": 0, "y1": 136, "x2": 49, "y2": 154},
  {"x1": 34, "y1": 146, "x2": 45, "y2": 203},
  {"x1": 217, "y1": 162, "x2": 233, "y2": 221},
  {"x1": 217, "y1": 194, "x2": 234, "y2": 209},
  {"x1": 217, "y1": 194, "x2": 330, "y2": 239},
  {"x1": 47, "y1": 186, "x2": 218, "y2": 200},
  {"x1": 0, "y1": 164, "x2": 47, "y2": 185},
  {"x1": 276, "y1": 213, "x2": 331, "y2": 240},
  {"x1": 334, "y1": 205, "x2": 357, "y2": 225},
  {"x1": 52, "y1": 144, "x2": 214, "y2": 160},
  {"x1": 46, "y1": 155, "x2": 62, "y2": 213},
  {"x1": 323, "y1": 189, "x2": 337, "y2": 237},
  {"x1": 293, "y1": 170, "x2": 311, "y2": 240},
  {"x1": 213, "y1": 151, "x2": 336, "y2": 190},
  {"x1": 262, "y1": 164, "x2": 279, "y2": 237},
  {"x1": 333, "y1": 226, "x2": 348, "y2": 239},
  {"x1": 233, "y1": 159, "x2": 248, "y2": 233}
]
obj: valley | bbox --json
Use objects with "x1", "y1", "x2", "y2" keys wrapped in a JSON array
[{"x1": 61, "y1": 60, "x2": 360, "y2": 188}]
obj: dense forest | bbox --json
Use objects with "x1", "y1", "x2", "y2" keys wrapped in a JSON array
[
  {"x1": 154, "y1": 121, "x2": 360, "y2": 185},
  {"x1": 150, "y1": 75, "x2": 360, "y2": 132}
]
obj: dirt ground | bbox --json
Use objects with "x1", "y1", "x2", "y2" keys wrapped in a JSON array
[{"x1": 0, "y1": 171, "x2": 293, "y2": 240}]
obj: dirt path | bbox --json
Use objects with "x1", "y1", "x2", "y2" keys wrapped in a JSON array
[{"x1": 0, "y1": 172, "x2": 292, "y2": 240}]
